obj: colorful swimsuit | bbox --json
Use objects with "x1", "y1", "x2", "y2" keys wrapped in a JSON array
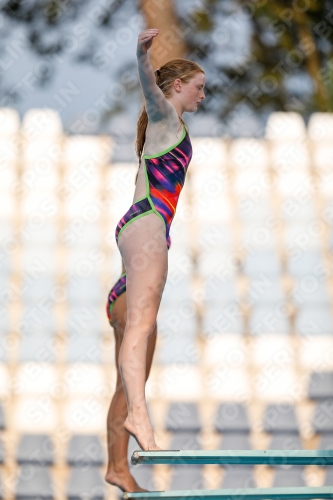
[
  {"x1": 107, "y1": 121, "x2": 193, "y2": 324},
  {"x1": 115, "y1": 122, "x2": 192, "y2": 249},
  {"x1": 106, "y1": 272, "x2": 127, "y2": 324}
]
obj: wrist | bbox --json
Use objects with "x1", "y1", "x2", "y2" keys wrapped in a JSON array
[{"x1": 137, "y1": 50, "x2": 148, "y2": 59}]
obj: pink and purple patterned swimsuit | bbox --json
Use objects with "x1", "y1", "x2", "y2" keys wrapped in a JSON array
[
  {"x1": 115, "y1": 122, "x2": 192, "y2": 250},
  {"x1": 106, "y1": 272, "x2": 127, "y2": 324}
]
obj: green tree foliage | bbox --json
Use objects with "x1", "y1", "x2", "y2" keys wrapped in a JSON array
[
  {"x1": 1, "y1": 0, "x2": 332, "y2": 120},
  {"x1": 177, "y1": 0, "x2": 333, "y2": 119}
]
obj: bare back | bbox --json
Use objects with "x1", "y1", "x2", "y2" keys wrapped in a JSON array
[{"x1": 132, "y1": 103, "x2": 183, "y2": 203}]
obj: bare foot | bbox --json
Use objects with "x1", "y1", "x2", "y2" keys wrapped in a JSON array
[
  {"x1": 105, "y1": 468, "x2": 148, "y2": 493},
  {"x1": 123, "y1": 416, "x2": 162, "y2": 451}
]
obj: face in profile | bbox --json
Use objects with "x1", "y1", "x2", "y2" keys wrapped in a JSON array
[{"x1": 174, "y1": 72, "x2": 206, "y2": 113}]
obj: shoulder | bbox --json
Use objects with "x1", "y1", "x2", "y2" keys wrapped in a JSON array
[{"x1": 147, "y1": 105, "x2": 183, "y2": 136}]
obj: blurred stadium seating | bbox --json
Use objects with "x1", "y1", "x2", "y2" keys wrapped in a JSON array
[{"x1": 0, "y1": 108, "x2": 332, "y2": 498}]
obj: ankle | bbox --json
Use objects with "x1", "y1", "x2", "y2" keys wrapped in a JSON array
[
  {"x1": 128, "y1": 404, "x2": 149, "y2": 418},
  {"x1": 107, "y1": 463, "x2": 129, "y2": 474}
]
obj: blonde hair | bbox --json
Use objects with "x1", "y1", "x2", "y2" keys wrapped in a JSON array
[{"x1": 134, "y1": 58, "x2": 205, "y2": 184}]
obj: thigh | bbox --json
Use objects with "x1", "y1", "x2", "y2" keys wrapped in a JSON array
[{"x1": 117, "y1": 212, "x2": 168, "y2": 331}]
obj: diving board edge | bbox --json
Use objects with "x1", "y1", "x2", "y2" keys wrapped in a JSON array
[
  {"x1": 123, "y1": 486, "x2": 333, "y2": 500},
  {"x1": 131, "y1": 449, "x2": 333, "y2": 466}
]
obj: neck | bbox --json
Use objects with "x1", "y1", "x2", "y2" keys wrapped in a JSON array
[{"x1": 166, "y1": 96, "x2": 183, "y2": 119}]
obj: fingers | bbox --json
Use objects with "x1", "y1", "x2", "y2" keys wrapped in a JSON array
[
  {"x1": 137, "y1": 28, "x2": 159, "y2": 54},
  {"x1": 139, "y1": 34, "x2": 158, "y2": 40},
  {"x1": 139, "y1": 29, "x2": 159, "y2": 39},
  {"x1": 141, "y1": 34, "x2": 156, "y2": 39},
  {"x1": 138, "y1": 33, "x2": 158, "y2": 46}
]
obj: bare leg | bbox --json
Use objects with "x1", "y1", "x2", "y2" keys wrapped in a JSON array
[
  {"x1": 105, "y1": 287, "x2": 157, "y2": 492},
  {"x1": 118, "y1": 213, "x2": 168, "y2": 450}
]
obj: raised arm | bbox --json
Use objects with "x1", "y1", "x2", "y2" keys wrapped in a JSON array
[{"x1": 137, "y1": 29, "x2": 173, "y2": 122}]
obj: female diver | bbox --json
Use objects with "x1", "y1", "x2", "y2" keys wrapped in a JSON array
[{"x1": 104, "y1": 27, "x2": 205, "y2": 492}]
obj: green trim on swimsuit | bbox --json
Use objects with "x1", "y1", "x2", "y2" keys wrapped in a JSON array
[
  {"x1": 108, "y1": 271, "x2": 127, "y2": 320},
  {"x1": 117, "y1": 208, "x2": 155, "y2": 241},
  {"x1": 133, "y1": 194, "x2": 147, "y2": 203},
  {"x1": 143, "y1": 123, "x2": 186, "y2": 159},
  {"x1": 108, "y1": 301, "x2": 115, "y2": 318}
]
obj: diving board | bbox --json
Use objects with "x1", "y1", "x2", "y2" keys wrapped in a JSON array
[
  {"x1": 122, "y1": 486, "x2": 333, "y2": 500},
  {"x1": 131, "y1": 449, "x2": 333, "y2": 466}
]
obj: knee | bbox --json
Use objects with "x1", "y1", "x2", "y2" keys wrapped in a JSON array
[
  {"x1": 126, "y1": 295, "x2": 161, "y2": 326},
  {"x1": 124, "y1": 320, "x2": 156, "y2": 341},
  {"x1": 111, "y1": 315, "x2": 126, "y2": 334}
]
